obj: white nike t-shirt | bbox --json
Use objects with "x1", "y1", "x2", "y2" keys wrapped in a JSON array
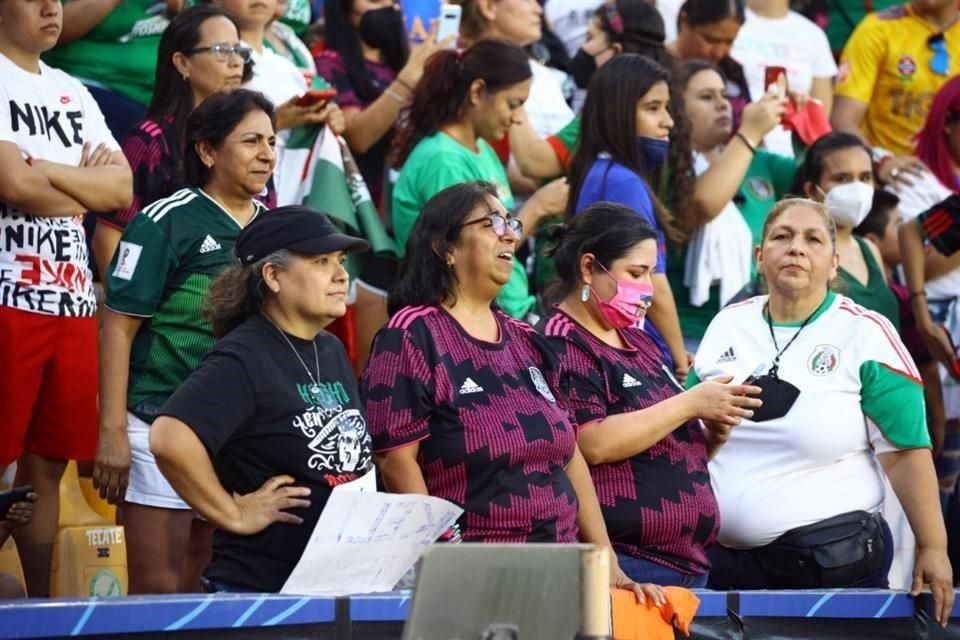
[{"x1": 0, "y1": 54, "x2": 119, "y2": 317}]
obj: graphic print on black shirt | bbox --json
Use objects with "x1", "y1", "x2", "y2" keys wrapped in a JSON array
[
  {"x1": 361, "y1": 306, "x2": 579, "y2": 543},
  {"x1": 540, "y1": 309, "x2": 719, "y2": 575},
  {"x1": 160, "y1": 314, "x2": 372, "y2": 591}
]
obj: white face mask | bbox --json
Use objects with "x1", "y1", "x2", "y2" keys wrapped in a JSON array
[{"x1": 819, "y1": 181, "x2": 875, "y2": 228}]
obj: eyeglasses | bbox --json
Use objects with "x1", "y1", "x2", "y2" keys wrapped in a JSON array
[
  {"x1": 461, "y1": 212, "x2": 523, "y2": 237},
  {"x1": 186, "y1": 44, "x2": 252, "y2": 63},
  {"x1": 929, "y1": 34, "x2": 950, "y2": 76}
]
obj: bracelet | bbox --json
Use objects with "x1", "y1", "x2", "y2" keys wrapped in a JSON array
[
  {"x1": 394, "y1": 77, "x2": 414, "y2": 93},
  {"x1": 909, "y1": 291, "x2": 927, "y2": 300},
  {"x1": 734, "y1": 131, "x2": 756, "y2": 154},
  {"x1": 384, "y1": 88, "x2": 406, "y2": 105}
]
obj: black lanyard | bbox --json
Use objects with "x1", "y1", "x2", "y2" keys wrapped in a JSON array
[{"x1": 763, "y1": 302, "x2": 818, "y2": 378}]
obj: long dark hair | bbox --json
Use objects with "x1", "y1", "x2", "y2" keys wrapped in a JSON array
[
  {"x1": 591, "y1": 1, "x2": 696, "y2": 242},
  {"x1": 567, "y1": 54, "x2": 682, "y2": 240},
  {"x1": 679, "y1": 0, "x2": 745, "y2": 29},
  {"x1": 792, "y1": 131, "x2": 873, "y2": 194},
  {"x1": 597, "y1": 0, "x2": 670, "y2": 68},
  {"x1": 391, "y1": 39, "x2": 532, "y2": 167},
  {"x1": 149, "y1": 6, "x2": 246, "y2": 144},
  {"x1": 544, "y1": 201, "x2": 658, "y2": 304},
  {"x1": 324, "y1": 0, "x2": 408, "y2": 103},
  {"x1": 184, "y1": 89, "x2": 276, "y2": 187},
  {"x1": 388, "y1": 181, "x2": 500, "y2": 315}
]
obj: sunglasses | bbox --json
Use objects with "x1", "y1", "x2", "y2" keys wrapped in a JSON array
[
  {"x1": 186, "y1": 44, "x2": 253, "y2": 64},
  {"x1": 929, "y1": 34, "x2": 950, "y2": 76},
  {"x1": 461, "y1": 212, "x2": 523, "y2": 238}
]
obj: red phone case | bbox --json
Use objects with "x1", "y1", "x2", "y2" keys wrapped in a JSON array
[
  {"x1": 296, "y1": 89, "x2": 337, "y2": 107},
  {"x1": 764, "y1": 66, "x2": 788, "y2": 92}
]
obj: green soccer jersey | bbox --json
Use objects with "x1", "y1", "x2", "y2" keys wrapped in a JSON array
[
  {"x1": 43, "y1": 0, "x2": 168, "y2": 105},
  {"x1": 105, "y1": 188, "x2": 265, "y2": 421},
  {"x1": 391, "y1": 132, "x2": 535, "y2": 319}
]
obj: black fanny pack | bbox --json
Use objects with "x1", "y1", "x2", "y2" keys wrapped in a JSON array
[{"x1": 753, "y1": 510, "x2": 885, "y2": 588}]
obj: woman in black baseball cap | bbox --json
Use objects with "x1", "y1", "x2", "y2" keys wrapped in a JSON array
[{"x1": 147, "y1": 205, "x2": 374, "y2": 593}]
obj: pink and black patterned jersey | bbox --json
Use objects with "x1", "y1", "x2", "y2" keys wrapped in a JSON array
[
  {"x1": 361, "y1": 305, "x2": 579, "y2": 543},
  {"x1": 540, "y1": 309, "x2": 719, "y2": 575}
]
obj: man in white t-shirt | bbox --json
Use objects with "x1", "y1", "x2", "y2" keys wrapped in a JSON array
[
  {"x1": 731, "y1": 0, "x2": 837, "y2": 156},
  {"x1": 0, "y1": 0, "x2": 132, "y2": 597}
]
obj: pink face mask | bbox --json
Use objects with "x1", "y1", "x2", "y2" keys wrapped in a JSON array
[{"x1": 591, "y1": 262, "x2": 655, "y2": 329}]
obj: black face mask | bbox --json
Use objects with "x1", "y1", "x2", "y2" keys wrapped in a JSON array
[
  {"x1": 358, "y1": 7, "x2": 409, "y2": 70},
  {"x1": 743, "y1": 372, "x2": 800, "y2": 422},
  {"x1": 569, "y1": 47, "x2": 598, "y2": 89}
]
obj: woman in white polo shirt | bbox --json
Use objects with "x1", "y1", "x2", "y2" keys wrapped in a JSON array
[{"x1": 689, "y1": 198, "x2": 954, "y2": 627}]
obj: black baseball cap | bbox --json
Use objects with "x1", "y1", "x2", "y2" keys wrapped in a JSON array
[{"x1": 236, "y1": 205, "x2": 370, "y2": 266}]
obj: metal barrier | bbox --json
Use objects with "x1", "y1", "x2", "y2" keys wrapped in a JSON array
[{"x1": 1, "y1": 590, "x2": 959, "y2": 639}]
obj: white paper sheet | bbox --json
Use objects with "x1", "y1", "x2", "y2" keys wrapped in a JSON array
[{"x1": 280, "y1": 484, "x2": 462, "y2": 596}]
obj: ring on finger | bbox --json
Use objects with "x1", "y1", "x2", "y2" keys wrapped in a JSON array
[{"x1": 891, "y1": 167, "x2": 901, "y2": 178}]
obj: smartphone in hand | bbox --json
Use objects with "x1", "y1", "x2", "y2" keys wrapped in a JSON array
[
  {"x1": 764, "y1": 65, "x2": 788, "y2": 94},
  {"x1": 0, "y1": 486, "x2": 33, "y2": 520},
  {"x1": 436, "y1": 4, "x2": 462, "y2": 47}
]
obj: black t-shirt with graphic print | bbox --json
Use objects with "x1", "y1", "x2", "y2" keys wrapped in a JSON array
[{"x1": 160, "y1": 314, "x2": 373, "y2": 592}]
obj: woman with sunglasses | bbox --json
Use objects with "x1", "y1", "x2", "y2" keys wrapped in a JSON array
[
  {"x1": 362, "y1": 181, "x2": 663, "y2": 604},
  {"x1": 539, "y1": 202, "x2": 761, "y2": 586},
  {"x1": 93, "y1": 4, "x2": 253, "y2": 290},
  {"x1": 94, "y1": 90, "x2": 276, "y2": 594},
  {"x1": 391, "y1": 39, "x2": 568, "y2": 320}
]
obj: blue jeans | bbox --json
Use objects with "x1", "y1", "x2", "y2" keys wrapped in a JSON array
[{"x1": 616, "y1": 553, "x2": 708, "y2": 588}]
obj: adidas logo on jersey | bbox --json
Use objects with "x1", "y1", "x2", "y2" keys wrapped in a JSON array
[
  {"x1": 718, "y1": 347, "x2": 737, "y2": 363},
  {"x1": 622, "y1": 373, "x2": 642, "y2": 388},
  {"x1": 459, "y1": 378, "x2": 484, "y2": 395},
  {"x1": 199, "y1": 235, "x2": 222, "y2": 254}
]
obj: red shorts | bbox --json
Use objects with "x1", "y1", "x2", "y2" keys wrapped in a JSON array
[{"x1": 0, "y1": 306, "x2": 98, "y2": 467}]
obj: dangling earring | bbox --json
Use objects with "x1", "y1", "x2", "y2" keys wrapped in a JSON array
[{"x1": 580, "y1": 284, "x2": 590, "y2": 302}]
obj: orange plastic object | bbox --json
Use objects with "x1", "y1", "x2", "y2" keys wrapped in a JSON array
[{"x1": 610, "y1": 586, "x2": 701, "y2": 640}]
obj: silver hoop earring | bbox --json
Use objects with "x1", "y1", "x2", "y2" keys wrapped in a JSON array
[{"x1": 580, "y1": 285, "x2": 590, "y2": 302}]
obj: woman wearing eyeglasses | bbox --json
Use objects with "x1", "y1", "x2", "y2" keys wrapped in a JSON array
[
  {"x1": 362, "y1": 182, "x2": 663, "y2": 604},
  {"x1": 391, "y1": 39, "x2": 568, "y2": 320},
  {"x1": 93, "y1": 4, "x2": 254, "y2": 290},
  {"x1": 94, "y1": 90, "x2": 277, "y2": 594}
]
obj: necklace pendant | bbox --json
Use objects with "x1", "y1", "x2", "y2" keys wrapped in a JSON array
[{"x1": 310, "y1": 383, "x2": 322, "y2": 397}]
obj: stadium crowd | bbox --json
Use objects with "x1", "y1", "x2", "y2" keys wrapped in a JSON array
[{"x1": 1, "y1": 0, "x2": 960, "y2": 627}]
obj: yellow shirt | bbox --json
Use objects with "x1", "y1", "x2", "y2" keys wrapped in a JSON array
[{"x1": 835, "y1": 5, "x2": 960, "y2": 156}]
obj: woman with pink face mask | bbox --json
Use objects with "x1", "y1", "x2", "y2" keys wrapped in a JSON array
[{"x1": 538, "y1": 202, "x2": 762, "y2": 586}]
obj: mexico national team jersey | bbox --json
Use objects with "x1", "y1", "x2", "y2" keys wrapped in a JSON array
[
  {"x1": 0, "y1": 54, "x2": 119, "y2": 317},
  {"x1": 105, "y1": 188, "x2": 266, "y2": 421},
  {"x1": 690, "y1": 291, "x2": 929, "y2": 549},
  {"x1": 361, "y1": 306, "x2": 579, "y2": 543},
  {"x1": 540, "y1": 309, "x2": 719, "y2": 575},
  {"x1": 834, "y1": 5, "x2": 960, "y2": 156}
]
